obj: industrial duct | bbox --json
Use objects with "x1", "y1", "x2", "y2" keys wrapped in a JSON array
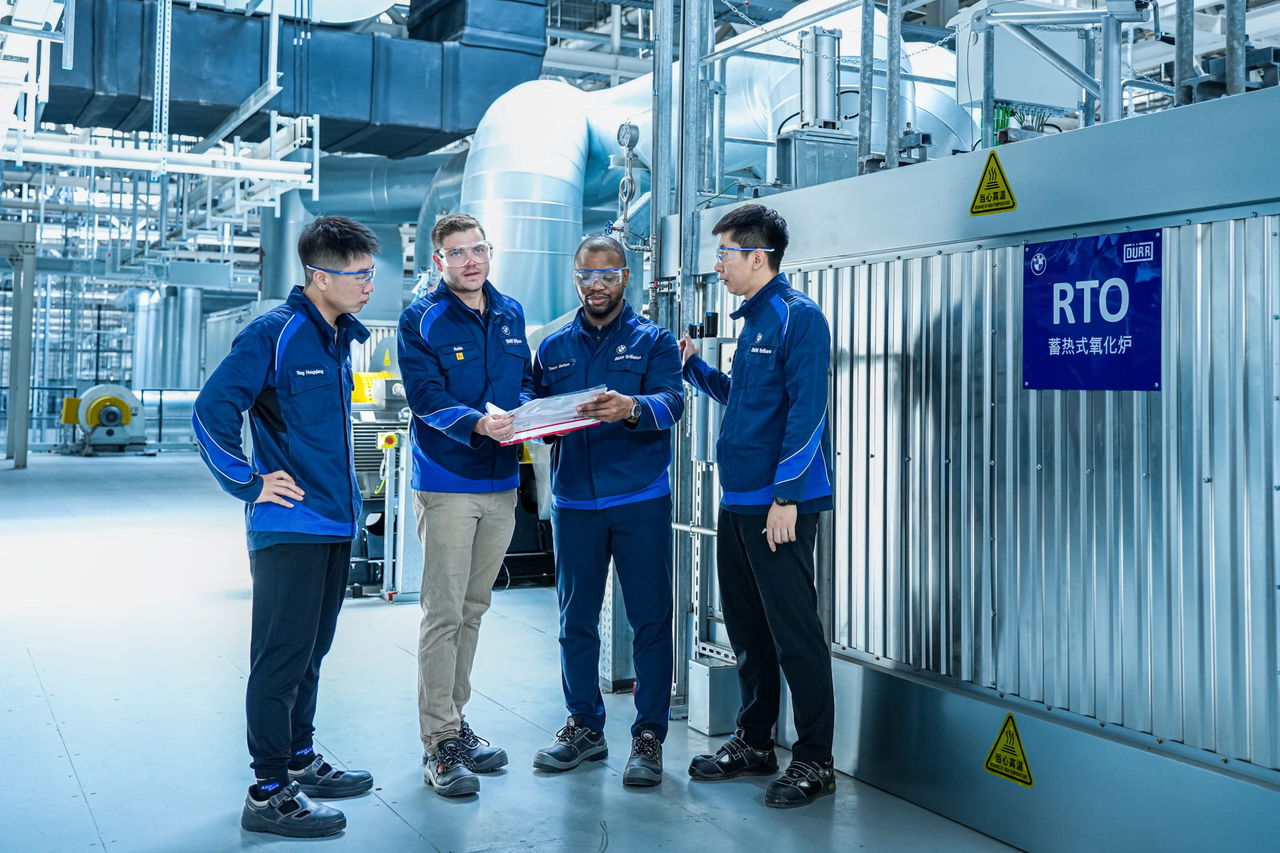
[
  {"x1": 417, "y1": 0, "x2": 976, "y2": 326},
  {"x1": 47, "y1": 0, "x2": 547, "y2": 158}
]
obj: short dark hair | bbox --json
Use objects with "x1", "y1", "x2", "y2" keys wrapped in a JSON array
[
  {"x1": 297, "y1": 216, "x2": 381, "y2": 285},
  {"x1": 574, "y1": 234, "x2": 627, "y2": 268},
  {"x1": 711, "y1": 204, "x2": 789, "y2": 271},
  {"x1": 431, "y1": 213, "x2": 486, "y2": 250}
]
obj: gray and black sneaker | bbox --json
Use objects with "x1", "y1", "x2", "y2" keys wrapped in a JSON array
[
  {"x1": 289, "y1": 754, "x2": 374, "y2": 798},
  {"x1": 764, "y1": 759, "x2": 837, "y2": 808},
  {"x1": 424, "y1": 737, "x2": 480, "y2": 797},
  {"x1": 240, "y1": 780, "x2": 346, "y2": 838},
  {"x1": 460, "y1": 720, "x2": 509, "y2": 773},
  {"x1": 622, "y1": 730, "x2": 663, "y2": 787},
  {"x1": 688, "y1": 731, "x2": 779, "y2": 781},
  {"x1": 532, "y1": 717, "x2": 608, "y2": 772}
]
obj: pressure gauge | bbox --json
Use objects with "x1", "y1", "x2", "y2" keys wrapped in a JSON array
[{"x1": 616, "y1": 122, "x2": 640, "y2": 150}]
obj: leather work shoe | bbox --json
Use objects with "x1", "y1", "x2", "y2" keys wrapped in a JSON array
[
  {"x1": 240, "y1": 781, "x2": 346, "y2": 838},
  {"x1": 460, "y1": 720, "x2": 509, "y2": 773},
  {"x1": 288, "y1": 754, "x2": 373, "y2": 798},
  {"x1": 688, "y1": 731, "x2": 778, "y2": 781},
  {"x1": 622, "y1": 730, "x2": 663, "y2": 787},
  {"x1": 763, "y1": 760, "x2": 837, "y2": 808},
  {"x1": 532, "y1": 717, "x2": 608, "y2": 772},
  {"x1": 424, "y1": 738, "x2": 480, "y2": 797}
]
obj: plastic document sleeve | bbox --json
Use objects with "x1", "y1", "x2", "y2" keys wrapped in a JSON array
[{"x1": 487, "y1": 385, "x2": 608, "y2": 446}]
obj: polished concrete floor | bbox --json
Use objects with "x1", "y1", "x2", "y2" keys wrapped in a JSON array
[{"x1": 1, "y1": 453, "x2": 1015, "y2": 853}]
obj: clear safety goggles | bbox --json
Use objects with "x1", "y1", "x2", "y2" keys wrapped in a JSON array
[
  {"x1": 573, "y1": 268, "x2": 626, "y2": 288},
  {"x1": 436, "y1": 241, "x2": 494, "y2": 267},
  {"x1": 306, "y1": 264, "x2": 376, "y2": 283},
  {"x1": 714, "y1": 246, "x2": 775, "y2": 262}
]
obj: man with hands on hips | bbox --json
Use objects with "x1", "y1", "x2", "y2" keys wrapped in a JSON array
[
  {"x1": 531, "y1": 235, "x2": 684, "y2": 786},
  {"x1": 680, "y1": 204, "x2": 837, "y2": 809},
  {"x1": 397, "y1": 213, "x2": 533, "y2": 798},
  {"x1": 193, "y1": 216, "x2": 381, "y2": 838}
]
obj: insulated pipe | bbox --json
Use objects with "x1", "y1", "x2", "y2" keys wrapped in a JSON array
[
  {"x1": 1225, "y1": 0, "x2": 1247, "y2": 96},
  {"x1": 1100, "y1": 14, "x2": 1123, "y2": 122},
  {"x1": 176, "y1": 286, "x2": 203, "y2": 389},
  {"x1": 1175, "y1": 0, "x2": 1195, "y2": 104},
  {"x1": 303, "y1": 153, "x2": 450, "y2": 223},
  {"x1": 259, "y1": 190, "x2": 311, "y2": 301},
  {"x1": 885, "y1": 0, "x2": 902, "y2": 167},
  {"x1": 651, "y1": 0, "x2": 675, "y2": 273}
]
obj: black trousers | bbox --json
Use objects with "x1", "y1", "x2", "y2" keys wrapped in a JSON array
[
  {"x1": 246, "y1": 541, "x2": 350, "y2": 781},
  {"x1": 716, "y1": 508, "x2": 834, "y2": 763}
]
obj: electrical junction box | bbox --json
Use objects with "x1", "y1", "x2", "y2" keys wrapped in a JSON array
[
  {"x1": 776, "y1": 127, "x2": 857, "y2": 189},
  {"x1": 687, "y1": 656, "x2": 742, "y2": 736},
  {"x1": 953, "y1": 0, "x2": 1086, "y2": 113}
]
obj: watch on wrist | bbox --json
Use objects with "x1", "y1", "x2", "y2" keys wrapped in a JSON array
[
  {"x1": 629, "y1": 401, "x2": 642, "y2": 421},
  {"x1": 772, "y1": 497, "x2": 798, "y2": 507}
]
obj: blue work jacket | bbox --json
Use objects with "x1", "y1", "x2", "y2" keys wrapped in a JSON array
[
  {"x1": 398, "y1": 280, "x2": 534, "y2": 493},
  {"x1": 533, "y1": 302, "x2": 684, "y2": 510},
  {"x1": 684, "y1": 274, "x2": 834, "y2": 514},
  {"x1": 193, "y1": 285, "x2": 370, "y2": 551}
]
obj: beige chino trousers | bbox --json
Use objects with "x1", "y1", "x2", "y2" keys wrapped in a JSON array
[{"x1": 414, "y1": 489, "x2": 517, "y2": 753}]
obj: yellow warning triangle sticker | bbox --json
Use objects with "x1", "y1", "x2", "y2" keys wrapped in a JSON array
[
  {"x1": 969, "y1": 151, "x2": 1017, "y2": 216},
  {"x1": 383, "y1": 350, "x2": 392, "y2": 367},
  {"x1": 984, "y1": 713, "x2": 1034, "y2": 787}
]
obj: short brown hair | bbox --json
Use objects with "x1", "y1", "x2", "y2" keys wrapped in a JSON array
[{"x1": 431, "y1": 213, "x2": 486, "y2": 250}]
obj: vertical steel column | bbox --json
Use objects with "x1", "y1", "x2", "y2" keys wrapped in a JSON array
[
  {"x1": 857, "y1": 0, "x2": 875, "y2": 172},
  {"x1": 4, "y1": 227, "x2": 38, "y2": 468},
  {"x1": 1225, "y1": 0, "x2": 1247, "y2": 96},
  {"x1": 981, "y1": 28, "x2": 995, "y2": 147},
  {"x1": 651, "y1": 0, "x2": 674, "y2": 277},
  {"x1": 885, "y1": 0, "x2": 903, "y2": 167},
  {"x1": 1082, "y1": 29, "x2": 1097, "y2": 125},
  {"x1": 1175, "y1": 0, "x2": 1195, "y2": 104},
  {"x1": 1100, "y1": 14, "x2": 1122, "y2": 122}
]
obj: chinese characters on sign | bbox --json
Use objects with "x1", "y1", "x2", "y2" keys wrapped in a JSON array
[{"x1": 1022, "y1": 228, "x2": 1162, "y2": 391}]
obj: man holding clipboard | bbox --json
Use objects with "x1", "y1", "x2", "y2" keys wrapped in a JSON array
[{"x1": 530, "y1": 235, "x2": 684, "y2": 786}]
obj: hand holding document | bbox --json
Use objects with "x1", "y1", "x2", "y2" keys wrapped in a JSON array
[{"x1": 486, "y1": 385, "x2": 608, "y2": 445}]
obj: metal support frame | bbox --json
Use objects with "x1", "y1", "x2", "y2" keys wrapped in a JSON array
[
  {"x1": 152, "y1": 0, "x2": 173, "y2": 143},
  {"x1": 701, "y1": 0, "x2": 863, "y2": 65},
  {"x1": 1225, "y1": 0, "x2": 1247, "y2": 96},
  {"x1": 1175, "y1": 0, "x2": 1196, "y2": 104},
  {"x1": 885, "y1": 0, "x2": 902, "y2": 168},
  {"x1": 1000, "y1": 24, "x2": 1103, "y2": 99},
  {"x1": 2, "y1": 222, "x2": 39, "y2": 469},
  {"x1": 1100, "y1": 13, "x2": 1123, "y2": 122},
  {"x1": 856, "y1": 0, "x2": 874, "y2": 171}
]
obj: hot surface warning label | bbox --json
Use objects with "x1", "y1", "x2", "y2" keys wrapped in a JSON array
[
  {"x1": 969, "y1": 151, "x2": 1017, "y2": 216},
  {"x1": 984, "y1": 713, "x2": 1034, "y2": 787}
]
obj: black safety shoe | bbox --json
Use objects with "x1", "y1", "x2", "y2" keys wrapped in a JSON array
[
  {"x1": 240, "y1": 781, "x2": 346, "y2": 838},
  {"x1": 424, "y1": 738, "x2": 480, "y2": 797},
  {"x1": 532, "y1": 717, "x2": 608, "y2": 772},
  {"x1": 688, "y1": 731, "x2": 779, "y2": 781},
  {"x1": 289, "y1": 754, "x2": 373, "y2": 798},
  {"x1": 460, "y1": 720, "x2": 509, "y2": 773},
  {"x1": 622, "y1": 730, "x2": 663, "y2": 787},
  {"x1": 764, "y1": 760, "x2": 837, "y2": 808}
]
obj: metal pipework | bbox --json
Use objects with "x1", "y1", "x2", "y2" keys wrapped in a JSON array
[
  {"x1": 800, "y1": 27, "x2": 842, "y2": 129},
  {"x1": 856, "y1": 0, "x2": 875, "y2": 171},
  {"x1": 651, "y1": 0, "x2": 674, "y2": 272},
  {"x1": 1225, "y1": 0, "x2": 1247, "y2": 96},
  {"x1": 1175, "y1": 0, "x2": 1195, "y2": 104},
  {"x1": 1100, "y1": 13, "x2": 1122, "y2": 121},
  {"x1": 981, "y1": 27, "x2": 995, "y2": 148},
  {"x1": 885, "y1": 0, "x2": 902, "y2": 168}
]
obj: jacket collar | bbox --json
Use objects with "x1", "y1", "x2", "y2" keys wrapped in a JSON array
[
  {"x1": 730, "y1": 273, "x2": 789, "y2": 321},
  {"x1": 433, "y1": 279, "x2": 514, "y2": 321},
  {"x1": 571, "y1": 300, "x2": 634, "y2": 339},
  {"x1": 287, "y1": 285, "x2": 371, "y2": 346}
]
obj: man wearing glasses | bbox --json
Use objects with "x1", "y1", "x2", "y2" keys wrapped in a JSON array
[
  {"x1": 397, "y1": 213, "x2": 533, "y2": 797},
  {"x1": 679, "y1": 204, "x2": 836, "y2": 809},
  {"x1": 194, "y1": 216, "x2": 379, "y2": 837},
  {"x1": 530, "y1": 235, "x2": 683, "y2": 786}
]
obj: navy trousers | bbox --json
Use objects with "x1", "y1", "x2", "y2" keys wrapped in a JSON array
[
  {"x1": 552, "y1": 495, "x2": 673, "y2": 740},
  {"x1": 246, "y1": 541, "x2": 350, "y2": 781},
  {"x1": 716, "y1": 508, "x2": 834, "y2": 763}
]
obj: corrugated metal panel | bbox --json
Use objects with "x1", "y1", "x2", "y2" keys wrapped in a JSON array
[{"x1": 785, "y1": 215, "x2": 1280, "y2": 771}]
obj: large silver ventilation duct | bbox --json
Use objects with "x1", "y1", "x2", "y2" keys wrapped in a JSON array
[
  {"x1": 260, "y1": 190, "x2": 313, "y2": 302},
  {"x1": 414, "y1": 149, "x2": 471, "y2": 272},
  {"x1": 434, "y1": 0, "x2": 974, "y2": 326},
  {"x1": 304, "y1": 153, "x2": 453, "y2": 224}
]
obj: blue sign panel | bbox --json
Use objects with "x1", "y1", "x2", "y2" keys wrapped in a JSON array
[{"x1": 1022, "y1": 229, "x2": 1162, "y2": 391}]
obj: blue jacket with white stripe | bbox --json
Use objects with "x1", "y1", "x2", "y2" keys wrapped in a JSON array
[
  {"x1": 193, "y1": 285, "x2": 369, "y2": 551},
  {"x1": 533, "y1": 302, "x2": 684, "y2": 510},
  {"x1": 398, "y1": 280, "x2": 534, "y2": 493},
  {"x1": 683, "y1": 274, "x2": 833, "y2": 515}
]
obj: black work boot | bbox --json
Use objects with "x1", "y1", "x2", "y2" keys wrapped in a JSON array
[
  {"x1": 764, "y1": 759, "x2": 837, "y2": 808},
  {"x1": 532, "y1": 717, "x2": 608, "y2": 772},
  {"x1": 240, "y1": 780, "x2": 346, "y2": 838},
  {"x1": 424, "y1": 737, "x2": 480, "y2": 797},
  {"x1": 688, "y1": 731, "x2": 778, "y2": 781},
  {"x1": 459, "y1": 720, "x2": 509, "y2": 773},
  {"x1": 622, "y1": 730, "x2": 663, "y2": 787}
]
